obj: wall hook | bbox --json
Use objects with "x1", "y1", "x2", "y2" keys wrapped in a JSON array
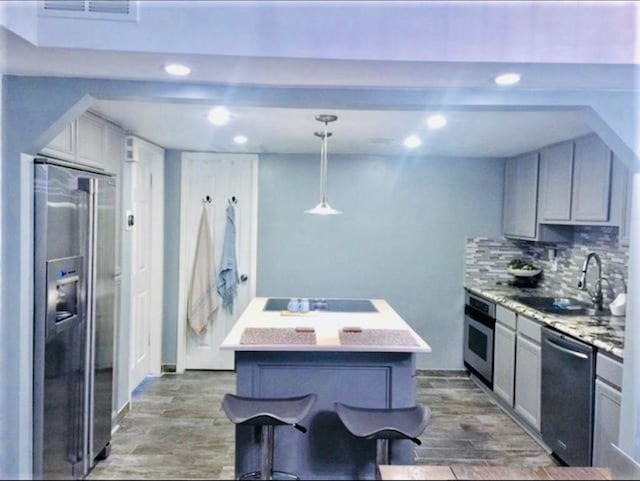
[{"x1": 203, "y1": 195, "x2": 212, "y2": 204}]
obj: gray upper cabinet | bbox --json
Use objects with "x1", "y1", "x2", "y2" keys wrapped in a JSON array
[
  {"x1": 539, "y1": 142, "x2": 573, "y2": 222},
  {"x1": 41, "y1": 112, "x2": 109, "y2": 170},
  {"x1": 572, "y1": 135, "x2": 612, "y2": 222},
  {"x1": 536, "y1": 134, "x2": 625, "y2": 228},
  {"x1": 77, "y1": 113, "x2": 107, "y2": 169},
  {"x1": 503, "y1": 153, "x2": 539, "y2": 239},
  {"x1": 41, "y1": 122, "x2": 75, "y2": 162}
]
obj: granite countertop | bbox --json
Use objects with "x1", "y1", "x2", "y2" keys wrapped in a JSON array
[
  {"x1": 221, "y1": 297, "x2": 432, "y2": 353},
  {"x1": 465, "y1": 282, "x2": 625, "y2": 360}
]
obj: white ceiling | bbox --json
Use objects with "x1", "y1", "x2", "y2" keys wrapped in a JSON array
[
  {"x1": 0, "y1": 26, "x2": 637, "y2": 90},
  {"x1": 0, "y1": 24, "x2": 609, "y2": 157},
  {"x1": 91, "y1": 100, "x2": 593, "y2": 157}
]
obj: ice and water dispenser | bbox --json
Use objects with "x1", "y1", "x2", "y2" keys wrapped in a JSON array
[{"x1": 46, "y1": 256, "x2": 83, "y2": 336}]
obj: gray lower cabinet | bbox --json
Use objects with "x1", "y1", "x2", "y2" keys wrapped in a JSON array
[
  {"x1": 494, "y1": 322, "x2": 516, "y2": 406},
  {"x1": 593, "y1": 380, "x2": 621, "y2": 468},
  {"x1": 494, "y1": 305, "x2": 517, "y2": 407},
  {"x1": 514, "y1": 317, "x2": 542, "y2": 431},
  {"x1": 592, "y1": 352, "x2": 623, "y2": 468}
]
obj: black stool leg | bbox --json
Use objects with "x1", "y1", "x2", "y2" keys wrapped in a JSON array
[
  {"x1": 375, "y1": 439, "x2": 389, "y2": 480},
  {"x1": 260, "y1": 425, "x2": 274, "y2": 480}
]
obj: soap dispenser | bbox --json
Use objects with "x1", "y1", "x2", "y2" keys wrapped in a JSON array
[{"x1": 610, "y1": 281, "x2": 627, "y2": 317}]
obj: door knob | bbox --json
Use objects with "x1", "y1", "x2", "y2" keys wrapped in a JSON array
[{"x1": 240, "y1": 274, "x2": 248, "y2": 283}]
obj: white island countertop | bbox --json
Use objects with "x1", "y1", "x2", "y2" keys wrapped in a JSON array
[{"x1": 221, "y1": 297, "x2": 432, "y2": 353}]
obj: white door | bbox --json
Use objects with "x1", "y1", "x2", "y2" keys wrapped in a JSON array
[
  {"x1": 130, "y1": 162, "x2": 152, "y2": 388},
  {"x1": 179, "y1": 153, "x2": 257, "y2": 370},
  {"x1": 128, "y1": 138, "x2": 164, "y2": 392}
]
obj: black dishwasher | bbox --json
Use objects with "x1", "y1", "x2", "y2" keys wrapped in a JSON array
[{"x1": 541, "y1": 326, "x2": 596, "y2": 466}]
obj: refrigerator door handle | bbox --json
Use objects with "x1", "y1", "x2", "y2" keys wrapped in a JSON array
[{"x1": 78, "y1": 176, "x2": 98, "y2": 476}]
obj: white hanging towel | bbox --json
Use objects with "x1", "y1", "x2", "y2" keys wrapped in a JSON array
[{"x1": 187, "y1": 206, "x2": 219, "y2": 334}]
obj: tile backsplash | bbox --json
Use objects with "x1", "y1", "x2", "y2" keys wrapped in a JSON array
[{"x1": 466, "y1": 226, "x2": 629, "y2": 304}]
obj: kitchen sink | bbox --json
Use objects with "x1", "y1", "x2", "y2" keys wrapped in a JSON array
[{"x1": 510, "y1": 295, "x2": 609, "y2": 316}]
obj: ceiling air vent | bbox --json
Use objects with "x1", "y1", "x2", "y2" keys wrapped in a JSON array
[
  {"x1": 40, "y1": 0, "x2": 138, "y2": 22},
  {"x1": 43, "y1": 1, "x2": 85, "y2": 12},
  {"x1": 88, "y1": 1, "x2": 131, "y2": 15}
]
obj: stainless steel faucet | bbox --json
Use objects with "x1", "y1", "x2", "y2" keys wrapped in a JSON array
[{"x1": 577, "y1": 252, "x2": 605, "y2": 312}]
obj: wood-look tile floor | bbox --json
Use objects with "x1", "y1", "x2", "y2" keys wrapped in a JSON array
[{"x1": 87, "y1": 371, "x2": 556, "y2": 480}]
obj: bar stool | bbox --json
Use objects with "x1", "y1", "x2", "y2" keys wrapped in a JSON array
[
  {"x1": 222, "y1": 393, "x2": 317, "y2": 480},
  {"x1": 334, "y1": 402, "x2": 431, "y2": 479}
]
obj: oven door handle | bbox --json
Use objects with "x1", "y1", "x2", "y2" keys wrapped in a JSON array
[{"x1": 465, "y1": 306, "x2": 495, "y2": 328}]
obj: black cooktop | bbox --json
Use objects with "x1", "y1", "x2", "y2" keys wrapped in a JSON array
[{"x1": 263, "y1": 298, "x2": 378, "y2": 313}]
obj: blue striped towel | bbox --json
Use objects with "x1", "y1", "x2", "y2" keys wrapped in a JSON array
[{"x1": 217, "y1": 203, "x2": 239, "y2": 314}]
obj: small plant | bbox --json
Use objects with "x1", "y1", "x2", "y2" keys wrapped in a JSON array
[{"x1": 508, "y1": 258, "x2": 537, "y2": 271}]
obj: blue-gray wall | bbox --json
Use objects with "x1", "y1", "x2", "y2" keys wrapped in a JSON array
[
  {"x1": 160, "y1": 152, "x2": 505, "y2": 369},
  {"x1": 256, "y1": 153, "x2": 505, "y2": 369},
  {"x1": 162, "y1": 150, "x2": 181, "y2": 365}
]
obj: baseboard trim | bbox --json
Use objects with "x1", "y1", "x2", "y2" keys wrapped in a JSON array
[
  {"x1": 610, "y1": 444, "x2": 640, "y2": 479},
  {"x1": 161, "y1": 363, "x2": 177, "y2": 374},
  {"x1": 116, "y1": 401, "x2": 131, "y2": 425},
  {"x1": 415, "y1": 369, "x2": 468, "y2": 376}
]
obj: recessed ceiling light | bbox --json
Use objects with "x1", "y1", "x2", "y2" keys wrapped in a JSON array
[
  {"x1": 426, "y1": 114, "x2": 447, "y2": 129},
  {"x1": 208, "y1": 106, "x2": 230, "y2": 126},
  {"x1": 404, "y1": 135, "x2": 422, "y2": 149},
  {"x1": 164, "y1": 63, "x2": 191, "y2": 76},
  {"x1": 494, "y1": 73, "x2": 521, "y2": 86},
  {"x1": 233, "y1": 135, "x2": 248, "y2": 145}
]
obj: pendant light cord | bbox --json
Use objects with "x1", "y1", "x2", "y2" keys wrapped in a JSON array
[{"x1": 321, "y1": 122, "x2": 328, "y2": 204}]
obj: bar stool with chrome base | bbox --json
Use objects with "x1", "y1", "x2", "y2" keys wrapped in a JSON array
[
  {"x1": 222, "y1": 393, "x2": 317, "y2": 480},
  {"x1": 334, "y1": 402, "x2": 431, "y2": 480}
]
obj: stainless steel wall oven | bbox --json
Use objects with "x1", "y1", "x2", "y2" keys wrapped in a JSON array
[{"x1": 463, "y1": 292, "x2": 496, "y2": 388}]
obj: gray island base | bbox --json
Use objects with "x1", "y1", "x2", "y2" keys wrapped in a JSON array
[
  {"x1": 235, "y1": 350, "x2": 416, "y2": 480},
  {"x1": 222, "y1": 298, "x2": 432, "y2": 480}
]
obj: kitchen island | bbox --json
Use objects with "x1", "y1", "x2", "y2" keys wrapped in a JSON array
[{"x1": 221, "y1": 297, "x2": 431, "y2": 480}]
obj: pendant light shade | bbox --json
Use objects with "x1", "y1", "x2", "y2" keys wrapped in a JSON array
[
  {"x1": 305, "y1": 201, "x2": 342, "y2": 216},
  {"x1": 305, "y1": 114, "x2": 342, "y2": 215}
]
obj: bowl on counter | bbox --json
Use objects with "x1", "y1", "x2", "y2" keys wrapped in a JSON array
[{"x1": 507, "y1": 267, "x2": 542, "y2": 277}]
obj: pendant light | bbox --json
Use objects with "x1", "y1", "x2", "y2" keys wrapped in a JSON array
[{"x1": 305, "y1": 114, "x2": 342, "y2": 215}]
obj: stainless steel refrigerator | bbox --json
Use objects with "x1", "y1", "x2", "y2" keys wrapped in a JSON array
[{"x1": 33, "y1": 158, "x2": 116, "y2": 479}]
